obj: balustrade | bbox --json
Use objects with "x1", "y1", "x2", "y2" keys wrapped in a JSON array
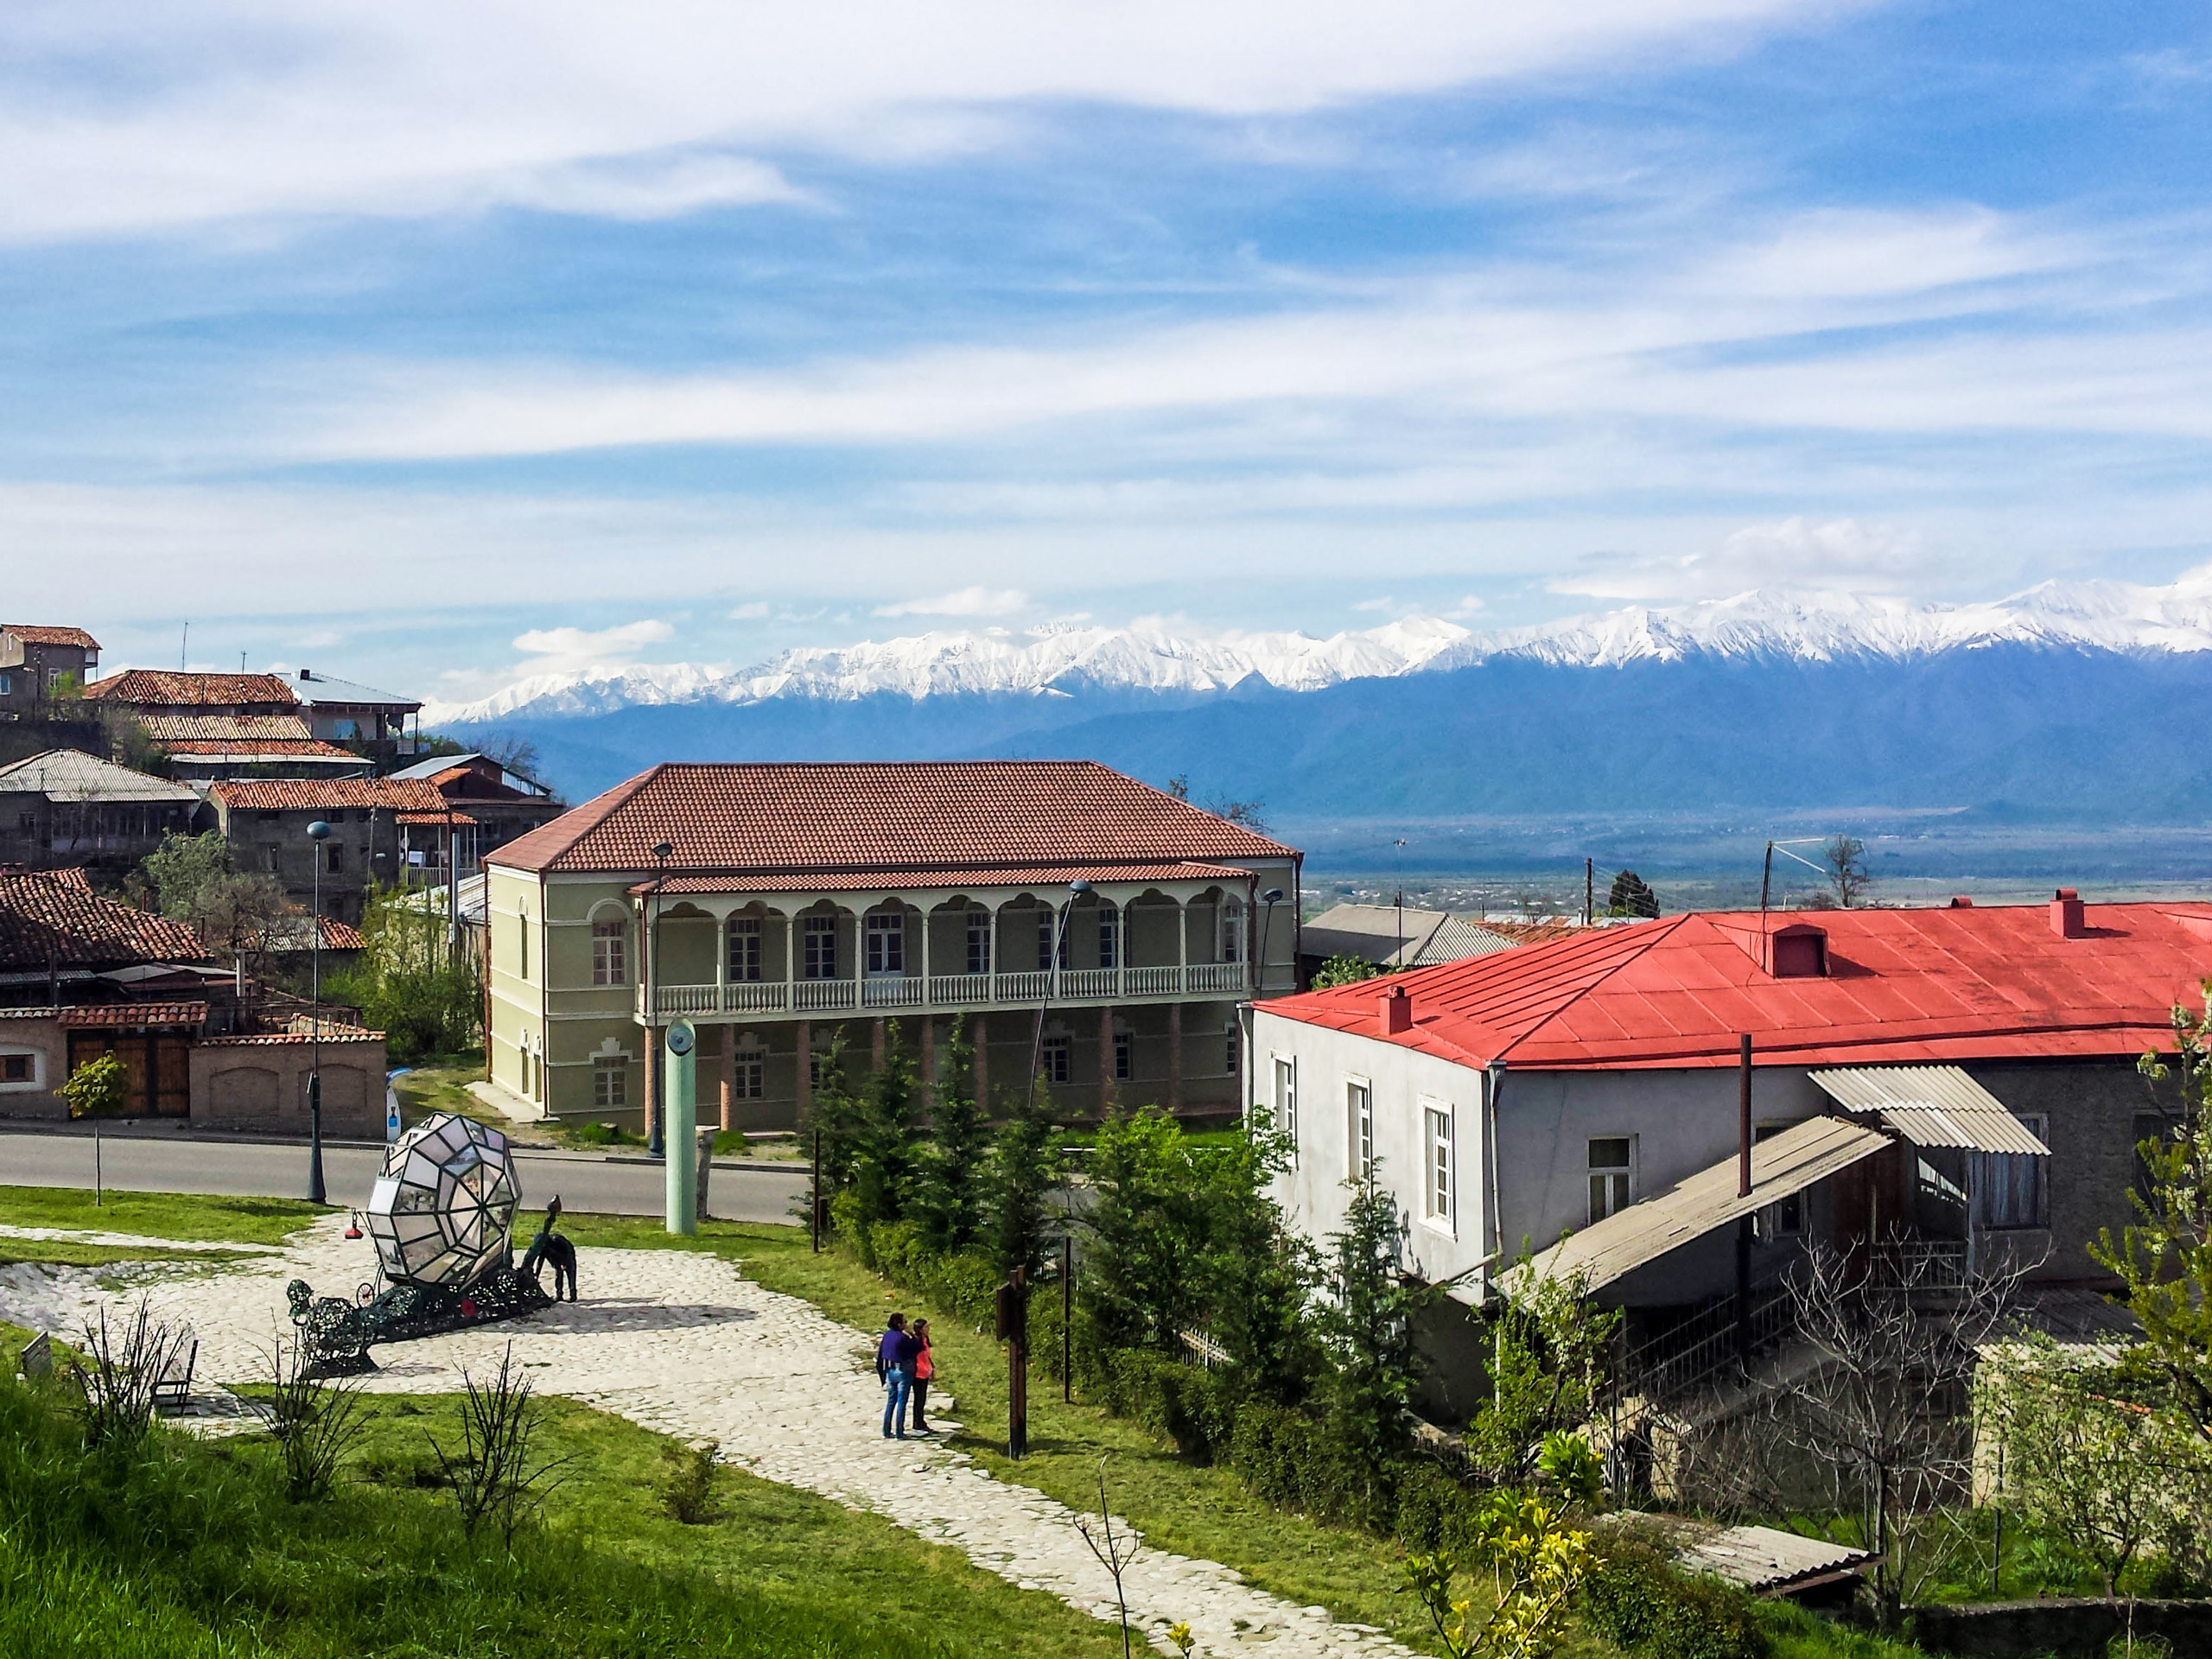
[{"x1": 640, "y1": 958, "x2": 1264, "y2": 1019}]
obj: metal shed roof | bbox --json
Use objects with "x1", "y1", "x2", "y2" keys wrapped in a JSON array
[
  {"x1": 1505, "y1": 1115, "x2": 1893, "y2": 1296},
  {"x1": 1809, "y1": 1065, "x2": 2051, "y2": 1155}
]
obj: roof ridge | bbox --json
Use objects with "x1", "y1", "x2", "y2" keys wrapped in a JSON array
[{"x1": 1491, "y1": 912, "x2": 1695, "y2": 1065}]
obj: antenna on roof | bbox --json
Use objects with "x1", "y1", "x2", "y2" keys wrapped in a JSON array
[{"x1": 180, "y1": 621, "x2": 188, "y2": 671}]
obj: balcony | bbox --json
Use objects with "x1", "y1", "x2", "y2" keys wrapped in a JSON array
[{"x1": 650, "y1": 959, "x2": 1250, "y2": 1020}]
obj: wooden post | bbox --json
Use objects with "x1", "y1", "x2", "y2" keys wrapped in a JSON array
[
  {"x1": 1063, "y1": 1233, "x2": 1073, "y2": 1403},
  {"x1": 998, "y1": 1265, "x2": 1029, "y2": 1459},
  {"x1": 811, "y1": 1128, "x2": 823, "y2": 1254}
]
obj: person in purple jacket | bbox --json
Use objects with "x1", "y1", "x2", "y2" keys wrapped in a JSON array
[{"x1": 876, "y1": 1312, "x2": 919, "y2": 1439}]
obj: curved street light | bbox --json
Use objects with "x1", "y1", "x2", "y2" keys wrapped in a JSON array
[
  {"x1": 306, "y1": 818, "x2": 332, "y2": 1205},
  {"x1": 646, "y1": 840, "x2": 674, "y2": 1157},
  {"x1": 1026, "y1": 878, "x2": 1092, "y2": 1114}
]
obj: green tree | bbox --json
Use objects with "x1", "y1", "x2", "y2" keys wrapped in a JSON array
[
  {"x1": 1313, "y1": 1170, "x2": 1437, "y2": 1506},
  {"x1": 1468, "y1": 1253, "x2": 1619, "y2": 1489},
  {"x1": 60, "y1": 1052, "x2": 130, "y2": 1119},
  {"x1": 908, "y1": 1024, "x2": 989, "y2": 1254},
  {"x1": 1405, "y1": 1493, "x2": 1594, "y2": 1659},
  {"x1": 980, "y1": 1071, "x2": 1068, "y2": 1279},
  {"x1": 1077, "y1": 1107, "x2": 1211, "y2": 1352},
  {"x1": 1823, "y1": 834, "x2": 1872, "y2": 908},
  {"x1": 137, "y1": 830, "x2": 293, "y2": 979},
  {"x1": 329, "y1": 884, "x2": 481, "y2": 1060},
  {"x1": 1605, "y1": 872, "x2": 1659, "y2": 919},
  {"x1": 848, "y1": 1025, "x2": 919, "y2": 1232},
  {"x1": 1198, "y1": 1115, "x2": 1319, "y2": 1402},
  {"x1": 1311, "y1": 955, "x2": 1385, "y2": 990}
]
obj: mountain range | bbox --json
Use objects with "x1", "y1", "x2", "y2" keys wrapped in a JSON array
[{"x1": 431, "y1": 575, "x2": 2212, "y2": 827}]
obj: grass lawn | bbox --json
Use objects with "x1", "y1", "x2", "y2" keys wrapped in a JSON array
[
  {"x1": 0, "y1": 1236, "x2": 264, "y2": 1272},
  {"x1": 0, "y1": 1370, "x2": 1130, "y2": 1659},
  {"x1": 0, "y1": 1184, "x2": 327, "y2": 1246}
]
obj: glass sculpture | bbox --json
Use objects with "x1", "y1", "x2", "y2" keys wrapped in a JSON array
[{"x1": 364, "y1": 1111, "x2": 522, "y2": 1287}]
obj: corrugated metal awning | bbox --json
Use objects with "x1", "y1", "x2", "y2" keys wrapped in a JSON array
[
  {"x1": 1810, "y1": 1064, "x2": 2051, "y2": 1155},
  {"x1": 1503, "y1": 1115, "x2": 1893, "y2": 1297}
]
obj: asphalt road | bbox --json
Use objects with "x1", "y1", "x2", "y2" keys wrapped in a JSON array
[{"x1": 0, "y1": 1130, "x2": 812, "y2": 1224}]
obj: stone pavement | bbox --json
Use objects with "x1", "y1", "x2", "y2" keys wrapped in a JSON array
[{"x1": 0, "y1": 1216, "x2": 1415, "y2": 1658}]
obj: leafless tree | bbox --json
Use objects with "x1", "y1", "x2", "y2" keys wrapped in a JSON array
[
  {"x1": 1074, "y1": 1457, "x2": 1141, "y2": 1659},
  {"x1": 1824, "y1": 835, "x2": 1872, "y2": 908}
]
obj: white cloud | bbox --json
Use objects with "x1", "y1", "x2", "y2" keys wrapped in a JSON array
[
  {"x1": 0, "y1": 0, "x2": 1874, "y2": 241},
  {"x1": 1352, "y1": 595, "x2": 1399, "y2": 613},
  {"x1": 1548, "y1": 517, "x2": 1938, "y2": 601},
  {"x1": 511, "y1": 618, "x2": 676, "y2": 669},
  {"x1": 1444, "y1": 594, "x2": 1487, "y2": 619},
  {"x1": 727, "y1": 601, "x2": 771, "y2": 620},
  {"x1": 874, "y1": 586, "x2": 1029, "y2": 618},
  {"x1": 496, "y1": 153, "x2": 813, "y2": 220}
]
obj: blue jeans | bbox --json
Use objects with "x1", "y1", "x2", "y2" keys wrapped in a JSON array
[{"x1": 881, "y1": 1365, "x2": 912, "y2": 1438}]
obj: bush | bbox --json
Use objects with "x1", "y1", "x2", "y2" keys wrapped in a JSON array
[
  {"x1": 660, "y1": 1440, "x2": 721, "y2": 1525},
  {"x1": 1579, "y1": 1536, "x2": 1768, "y2": 1659},
  {"x1": 1096, "y1": 1351, "x2": 1232, "y2": 1463}
]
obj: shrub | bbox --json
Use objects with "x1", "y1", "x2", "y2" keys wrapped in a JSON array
[
  {"x1": 659, "y1": 1439, "x2": 721, "y2": 1525},
  {"x1": 1578, "y1": 1536, "x2": 1767, "y2": 1659},
  {"x1": 1098, "y1": 1351, "x2": 1232, "y2": 1463}
]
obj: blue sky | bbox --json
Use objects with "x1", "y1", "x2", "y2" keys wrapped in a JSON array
[{"x1": 4, "y1": 0, "x2": 2212, "y2": 703}]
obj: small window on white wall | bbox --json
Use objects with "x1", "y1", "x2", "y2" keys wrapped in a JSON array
[
  {"x1": 1273, "y1": 1056, "x2": 1297, "y2": 1143},
  {"x1": 1347, "y1": 1080, "x2": 1373, "y2": 1180},
  {"x1": 1424, "y1": 1104, "x2": 1453, "y2": 1227},
  {"x1": 1, "y1": 1052, "x2": 35, "y2": 1085}
]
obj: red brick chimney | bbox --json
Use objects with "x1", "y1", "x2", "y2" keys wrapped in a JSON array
[
  {"x1": 1948, "y1": 895, "x2": 1974, "y2": 908},
  {"x1": 1380, "y1": 984, "x2": 1412, "y2": 1035},
  {"x1": 2050, "y1": 887, "x2": 2086, "y2": 938}
]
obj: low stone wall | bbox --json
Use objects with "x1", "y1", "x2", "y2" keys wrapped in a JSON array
[
  {"x1": 189, "y1": 1032, "x2": 387, "y2": 1139},
  {"x1": 1910, "y1": 1598, "x2": 2212, "y2": 1658}
]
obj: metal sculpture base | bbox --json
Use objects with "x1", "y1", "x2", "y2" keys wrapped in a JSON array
[{"x1": 288, "y1": 1266, "x2": 553, "y2": 1379}]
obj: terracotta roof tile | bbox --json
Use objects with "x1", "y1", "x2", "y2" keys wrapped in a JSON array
[
  {"x1": 1268, "y1": 902, "x2": 2212, "y2": 1071},
  {"x1": 487, "y1": 761, "x2": 1297, "y2": 878},
  {"x1": 627, "y1": 861, "x2": 1256, "y2": 896},
  {"x1": 210, "y1": 778, "x2": 448, "y2": 812},
  {"x1": 136, "y1": 714, "x2": 315, "y2": 741},
  {"x1": 55, "y1": 1001, "x2": 208, "y2": 1028},
  {"x1": 198, "y1": 1028, "x2": 385, "y2": 1047},
  {"x1": 84, "y1": 671, "x2": 299, "y2": 709},
  {"x1": 0, "y1": 870, "x2": 207, "y2": 970},
  {"x1": 3, "y1": 625, "x2": 100, "y2": 650}
]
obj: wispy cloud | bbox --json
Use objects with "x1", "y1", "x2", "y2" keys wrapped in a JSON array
[
  {"x1": 727, "y1": 601, "x2": 772, "y2": 620},
  {"x1": 511, "y1": 619, "x2": 676, "y2": 670},
  {"x1": 874, "y1": 586, "x2": 1029, "y2": 618},
  {"x1": 1550, "y1": 517, "x2": 1938, "y2": 601}
]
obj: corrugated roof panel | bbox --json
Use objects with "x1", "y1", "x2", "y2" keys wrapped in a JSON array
[{"x1": 1810, "y1": 1065, "x2": 2052, "y2": 1154}]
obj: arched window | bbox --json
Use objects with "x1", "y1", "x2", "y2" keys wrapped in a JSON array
[{"x1": 591, "y1": 913, "x2": 627, "y2": 986}]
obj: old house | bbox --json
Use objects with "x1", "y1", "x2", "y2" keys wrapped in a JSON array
[
  {"x1": 1251, "y1": 894, "x2": 2202, "y2": 1412},
  {"x1": 387, "y1": 752, "x2": 564, "y2": 866},
  {"x1": 0, "y1": 750, "x2": 203, "y2": 871},
  {"x1": 205, "y1": 776, "x2": 463, "y2": 925},
  {"x1": 288, "y1": 669, "x2": 423, "y2": 766},
  {"x1": 484, "y1": 760, "x2": 1302, "y2": 1131},
  {"x1": 79, "y1": 670, "x2": 369, "y2": 780},
  {"x1": 0, "y1": 625, "x2": 101, "y2": 715}
]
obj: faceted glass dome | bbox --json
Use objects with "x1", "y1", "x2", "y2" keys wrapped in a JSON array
[{"x1": 364, "y1": 1112, "x2": 522, "y2": 1287}]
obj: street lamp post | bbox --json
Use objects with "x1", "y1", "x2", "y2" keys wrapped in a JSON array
[
  {"x1": 1256, "y1": 887, "x2": 1283, "y2": 996},
  {"x1": 306, "y1": 819, "x2": 331, "y2": 1205},
  {"x1": 646, "y1": 840, "x2": 673, "y2": 1157},
  {"x1": 1026, "y1": 879, "x2": 1090, "y2": 1114}
]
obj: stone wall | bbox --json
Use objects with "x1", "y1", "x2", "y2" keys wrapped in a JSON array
[{"x1": 189, "y1": 1032, "x2": 386, "y2": 1138}]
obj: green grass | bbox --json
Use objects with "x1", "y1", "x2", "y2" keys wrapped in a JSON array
[
  {"x1": 0, "y1": 1237, "x2": 263, "y2": 1272},
  {"x1": 388, "y1": 1050, "x2": 487, "y2": 1125},
  {"x1": 0, "y1": 1185, "x2": 327, "y2": 1246},
  {"x1": 0, "y1": 1374, "x2": 1129, "y2": 1658}
]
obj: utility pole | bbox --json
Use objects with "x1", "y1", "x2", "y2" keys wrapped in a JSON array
[{"x1": 1585, "y1": 858, "x2": 1593, "y2": 926}]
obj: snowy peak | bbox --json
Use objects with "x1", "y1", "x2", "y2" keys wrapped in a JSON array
[{"x1": 423, "y1": 570, "x2": 2212, "y2": 726}]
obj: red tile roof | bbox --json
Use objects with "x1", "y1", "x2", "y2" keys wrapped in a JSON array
[
  {"x1": 0, "y1": 870, "x2": 207, "y2": 970},
  {"x1": 3, "y1": 625, "x2": 100, "y2": 650},
  {"x1": 137, "y1": 714, "x2": 316, "y2": 741},
  {"x1": 84, "y1": 671, "x2": 298, "y2": 709},
  {"x1": 398, "y1": 810, "x2": 477, "y2": 825},
  {"x1": 210, "y1": 778, "x2": 448, "y2": 812},
  {"x1": 1267, "y1": 901, "x2": 2212, "y2": 1071},
  {"x1": 162, "y1": 740, "x2": 360, "y2": 760},
  {"x1": 55, "y1": 1001, "x2": 208, "y2": 1028},
  {"x1": 627, "y1": 861, "x2": 1257, "y2": 896},
  {"x1": 198, "y1": 1028, "x2": 385, "y2": 1047},
  {"x1": 487, "y1": 761, "x2": 1298, "y2": 878}
]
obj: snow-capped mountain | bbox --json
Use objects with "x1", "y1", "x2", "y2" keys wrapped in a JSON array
[{"x1": 424, "y1": 572, "x2": 2212, "y2": 727}]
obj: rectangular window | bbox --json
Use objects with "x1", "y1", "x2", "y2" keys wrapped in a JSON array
[
  {"x1": 593, "y1": 1057, "x2": 627, "y2": 1109},
  {"x1": 727, "y1": 918, "x2": 762, "y2": 982},
  {"x1": 591, "y1": 918, "x2": 627, "y2": 986},
  {"x1": 0, "y1": 674, "x2": 10, "y2": 695},
  {"x1": 327, "y1": 844, "x2": 343, "y2": 873},
  {"x1": 866, "y1": 913, "x2": 905, "y2": 976},
  {"x1": 1975, "y1": 1114, "x2": 2049, "y2": 1230},
  {"x1": 733, "y1": 1046, "x2": 765, "y2": 1099},
  {"x1": 966, "y1": 911, "x2": 992, "y2": 975},
  {"x1": 804, "y1": 916, "x2": 836, "y2": 980},
  {"x1": 518, "y1": 912, "x2": 529, "y2": 980},
  {"x1": 1273, "y1": 1056, "x2": 1297, "y2": 1142},
  {"x1": 1588, "y1": 1137, "x2": 1633, "y2": 1224},
  {"x1": 1753, "y1": 1124, "x2": 1802, "y2": 1236},
  {"x1": 1097, "y1": 903, "x2": 1120, "y2": 969},
  {"x1": 1037, "y1": 911, "x2": 1064, "y2": 971},
  {"x1": 1220, "y1": 903, "x2": 1245, "y2": 963},
  {"x1": 1347, "y1": 1081, "x2": 1373, "y2": 1179},
  {"x1": 1425, "y1": 1105, "x2": 1454, "y2": 1226},
  {"x1": 1, "y1": 1055, "x2": 29, "y2": 1083},
  {"x1": 1042, "y1": 1033, "x2": 1071, "y2": 1084},
  {"x1": 1113, "y1": 1030, "x2": 1132, "y2": 1081}
]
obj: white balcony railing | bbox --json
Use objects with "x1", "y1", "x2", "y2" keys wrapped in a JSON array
[{"x1": 645, "y1": 962, "x2": 1257, "y2": 1019}]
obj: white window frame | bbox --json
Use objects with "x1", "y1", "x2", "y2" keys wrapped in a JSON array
[
  {"x1": 732, "y1": 1040, "x2": 766, "y2": 1100},
  {"x1": 590, "y1": 914, "x2": 627, "y2": 986},
  {"x1": 1272, "y1": 1055, "x2": 1298, "y2": 1146},
  {"x1": 0, "y1": 1050, "x2": 39, "y2": 1090},
  {"x1": 1587, "y1": 1135, "x2": 1636, "y2": 1225},
  {"x1": 727, "y1": 917, "x2": 762, "y2": 982},
  {"x1": 865, "y1": 912, "x2": 905, "y2": 976},
  {"x1": 966, "y1": 910, "x2": 993, "y2": 976},
  {"x1": 592, "y1": 1055, "x2": 627, "y2": 1110},
  {"x1": 1422, "y1": 1100, "x2": 1455, "y2": 1234},
  {"x1": 803, "y1": 915, "x2": 837, "y2": 980},
  {"x1": 1220, "y1": 900, "x2": 1246, "y2": 963},
  {"x1": 1097, "y1": 902, "x2": 1121, "y2": 969},
  {"x1": 1347, "y1": 1077, "x2": 1374, "y2": 1181}
]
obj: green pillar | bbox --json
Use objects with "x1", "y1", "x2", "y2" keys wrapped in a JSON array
[{"x1": 665, "y1": 1019, "x2": 697, "y2": 1235}]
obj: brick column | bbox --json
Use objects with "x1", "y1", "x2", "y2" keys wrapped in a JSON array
[
  {"x1": 1099, "y1": 1004, "x2": 1116, "y2": 1109},
  {"x1": 1167, "y1": 1002, "x2": 1182, "y2": 1111},
  {"x1": 794, "y1": 1018, "x2": 812, "y2": 1123},
  {"x1": 971, "y1": 1013, "x2": 988, "y2": 1112}
]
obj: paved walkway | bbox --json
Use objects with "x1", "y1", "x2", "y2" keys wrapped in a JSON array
[{"x1": 0, "y1": 1217, "x2": 1414, "y2": 1659}]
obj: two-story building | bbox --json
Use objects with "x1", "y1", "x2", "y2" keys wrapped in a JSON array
[
  {"x1": 1251, "y1": 894, "x2": 2204, "y2": 1414},
  {"x1": 483, "y1": 760, "x2": 1302, "y2": 1131},
  {"x1": 387, "y1": 752, "x2": 564, "y2": 865},
  {"x1": 0, "y1": 625, "x2": 100, "y2": 716},
  {"x1": 289, "y1": 669, "x2": 423, "y2": 766},
  {"x1": 0, "y1": 749, "x2": 204, "y2": 871},
  {"x1": 206, "y1": 777, "x2": 466, "y2": 925},
  {"x1": 80, "y1": 671, "x2": 370, "y2": 780}
]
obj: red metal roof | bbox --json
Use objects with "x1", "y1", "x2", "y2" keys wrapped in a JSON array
[
  {"x1": 55, "y1": 1001, "x2": 208, "y2": 1028},
  {"x1": 210, "y1": 778, "x2": 448, "y2": 812},
  {"x1": 488, "y1": 761, "x2": 1297, "y2": 878},
  {"x1": 1268, "y1": 901, "x2": 2212, "y2": 1070},
  {"x1": 3, "y1": 625, "x2": 100, "y2": 650},
  {"x1": 0, "y1": 870, "x2": 207, "y2": 970},
  {"x1": 84, "y1": 671, "x2": 299, "y2": 709},
  {"x1": 626, "y1": 861, "x2": 1256, "y2": 896}
]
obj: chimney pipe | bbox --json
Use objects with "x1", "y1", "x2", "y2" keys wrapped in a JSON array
[
  {"x1": 2050, "y1": 887, "x2": 2085, "y2": 938},
  {"x1": 1380, "y1": 984, "x2": 1412, "y2": 1036},
  {"x1": 1738, "y1": 1033, "x2": 1753, "y2": 1198}
]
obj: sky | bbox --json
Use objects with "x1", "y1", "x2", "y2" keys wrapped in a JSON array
[{"x1": 5, "y1": 0, "x2": 2212, "y2": 704}]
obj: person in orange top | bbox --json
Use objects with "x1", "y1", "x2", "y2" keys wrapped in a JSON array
[{"x1": 908, "y1": 1318, "x2": 936, "y2": 1434}]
